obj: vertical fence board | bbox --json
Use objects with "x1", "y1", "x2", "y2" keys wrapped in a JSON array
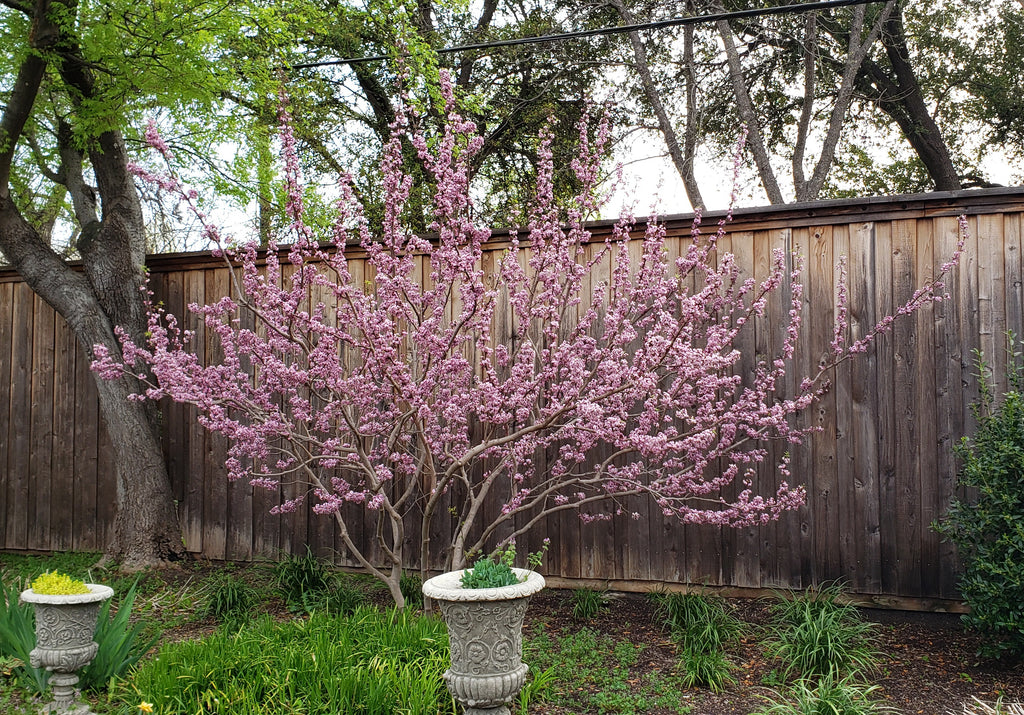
[
  {"x1": 848, "y1": 222, "x2": 882, "y2": 594},
  {"x1": 810, "y1": 225, "x2": 839, "y2": 584},
  {"x1": 50, "y1": 316, "x2": 76, "y2": 551},
  {"x1": 0, "y1": 282, "x2": 12, "y2": 546},
  {"x1": 934, "y1": 216, "x2": 967, "y2": 599},
  {"x1": 6, "y1": 284, "x2": 33, "y2": 549},
  {"x1": 72, "y1": 339, "x2": 99, "y2": 551},
  {"x1": 183, "y1": 270, "x2": 206, "y2": 553},
  {"x1": 892, "y1": 219, "x2": 923, "y2": 597}
]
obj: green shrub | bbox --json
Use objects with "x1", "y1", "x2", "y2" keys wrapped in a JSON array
[
  {"x1": 752, "y1": 674, "x2": 894, "y2": 715},
  {"x1": 768, "y1": 583, "x2": 879, "y2": 680},
  {"x1": 275, "y1": 548, "x2": 334, "y2": 613},
  {"x1": 570, "y1": 588, "x2": 608, "y2": 621},
  {"x1": 935, "y1": 350, "x2": 1024, "y2": 659}
]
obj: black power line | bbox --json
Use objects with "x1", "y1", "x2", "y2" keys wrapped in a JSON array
[{"x1": 292, "y1": 0, "x2": 884, "y2": 71}]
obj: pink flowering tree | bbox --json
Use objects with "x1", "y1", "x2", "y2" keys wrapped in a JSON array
[{"x1": 94, "y1": 76, "x2": 963, "y2": 607}]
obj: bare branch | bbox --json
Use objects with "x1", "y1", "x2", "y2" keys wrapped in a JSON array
[{"x1": 607, "y1": 0, "x2": 706, "y2": 209}]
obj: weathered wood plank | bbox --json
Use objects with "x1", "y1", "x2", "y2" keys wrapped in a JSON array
[
  {"x1": 810, "y1": 225, "x2": 840, "y2": 585},
  {"x1": 72, "y1": 339, "x2": 99, "y2": 551},
  {"x1": 933, "y1": 216, "x2": 967, "y2": 600},
  {"x1": 28, "y1": 295, "x2": 55, "y2": 551},
  {"x1": 6, "y1": 284, "x2": 34, "y2": 550},
  {"x1": 891, "y1": 218, "x2": 923, "y2": 598},
  {"x1": 873, "y1": 222, "x2": 898, "y2": 595},
  {"x1": 49, "y1": 315, "x2": 76, "y2": 551},
  {"x1": 183, "y1": 269, "x2": 207, "y2": 554},
  {"x1": 0, "y1": 282, "x2": 13, "y2": 547},
  {"x1": 914, "y1": 220, "x2": 940, "y2": 598},
  {"x1": 848, "y1": 222, "x2": 882, "y2": 594}
]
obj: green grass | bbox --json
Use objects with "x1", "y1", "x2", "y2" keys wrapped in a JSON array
[
  {"x1": 0, "y1": 552, "x2": 102, "y2": 588},
  {"x1": 523, "y1": 625, "x2": 692, "y2": 715},
  {"x1": 111, "y1": 607, "x2": 454, "y2": 715},
  {"x1": 752, "y1": 674, "x2": 895, "y2": 715}
]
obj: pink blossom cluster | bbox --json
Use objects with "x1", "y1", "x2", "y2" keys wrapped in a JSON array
[{"x1": 94, "y1": 72, "x2": 965, "y2": 595}]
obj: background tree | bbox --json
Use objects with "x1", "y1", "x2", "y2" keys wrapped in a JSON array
[
  {"x1": 0, "y1": 0, "x2": 255, "y2": 566},
  {"x1": 597, "y1": 0, "x2": 1022, "y2": 206}
]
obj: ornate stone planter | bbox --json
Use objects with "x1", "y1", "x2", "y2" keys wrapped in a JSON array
[
  {"x1": 422, "y1": 568, "x2": 545, "y2": 715},
  {"x1": 21, "y1": 584, "x2": 114, "y2": 714}
]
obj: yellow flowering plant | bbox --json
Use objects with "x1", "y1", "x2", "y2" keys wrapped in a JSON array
[{"x1": 30, "y1": 571, "x2": 90, "y2": 596}]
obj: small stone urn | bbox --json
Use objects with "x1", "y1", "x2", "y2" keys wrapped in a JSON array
[
  {"x1": 422, "y1": 568, "x2": 545, "y2": 715},
  {"x1": 21, "y1": 584, "x2": 114, "y2": 714}
]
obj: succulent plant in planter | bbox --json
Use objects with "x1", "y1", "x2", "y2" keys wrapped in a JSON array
[
  {"x1": 423, "y1": 542, "x2": 548, "y2": 715},
  {"x1": 21, "y1": 571, "x2": 113, "y2": 714}
]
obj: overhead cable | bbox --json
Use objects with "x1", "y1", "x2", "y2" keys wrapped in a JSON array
[{"x1": 291, "y1": 0, "x2": 884, "y2": 70}]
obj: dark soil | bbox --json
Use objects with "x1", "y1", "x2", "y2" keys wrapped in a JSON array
[{"x1": 522, "y1": 591, "x2": 1024, "y2": 715}]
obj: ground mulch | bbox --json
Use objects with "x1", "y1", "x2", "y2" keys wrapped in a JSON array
[{"x1": 523, "y1": 591, "x2": 1024, "y2": 715}]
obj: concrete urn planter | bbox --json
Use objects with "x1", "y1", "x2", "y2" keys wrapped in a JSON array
[
  {"x1": 422, "y1": 569, "x2": 545, "y2": 715},
  {"x1": 21, "y1": 584, "x2": 114, "y2": 714}
]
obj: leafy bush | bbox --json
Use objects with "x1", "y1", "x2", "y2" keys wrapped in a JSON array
[
  {"x1": 752, "y1": 674, "x2": 894, "y2": 715},
  {"x1": 117, "y1": 607, "x2": 454, "y2": 715},
  {"x1": 768, "y1": 583, "x2": 879, "y2": 680},
  {"x1": 80, "y1": 580, "x2": 159, "y2": 692},
  {"x1": 935, "y1": 351, "x2": 1024, "y2": 659},
  {"x1": 570, "y1": 588, "x2": 608, "y2": 621}
]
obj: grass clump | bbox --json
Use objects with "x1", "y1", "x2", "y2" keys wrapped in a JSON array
[
  {"x1": 273, "y1": 549, "x2": 366, "y2": 615},
  {"x1": 116, "y1": 607, "x2": 454, "y2": 715},
  {"x1": 752, "y1": 674, "x2": 894, "y2": 715},
  {"x1": 201, "y1": 572, "x2": 258, "y2": 626},
  {"x1": 570, "y1": 588, "x2": 609, "y2": 621},
  {"x1": 768, "y1": 583, "x2": 880, "y2": 680},
  {"x1": 650, "y1": 591, "x2": 739, "y2": 692}
]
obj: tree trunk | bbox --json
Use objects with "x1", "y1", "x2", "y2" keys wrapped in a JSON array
[
  {"x1": 858, "y1": 9, "x2": 961, "y2": 191},
  {"x1": 0, "y1": 0, "x2": 185, "y2": 568}
]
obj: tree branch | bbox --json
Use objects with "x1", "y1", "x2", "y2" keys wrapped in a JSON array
[
  {"x1": 714, "y1": 4, "x2": 785, "y2": 204},
  {"x1": 608, "y1": 0, "x2": 705, "y2": 209}
]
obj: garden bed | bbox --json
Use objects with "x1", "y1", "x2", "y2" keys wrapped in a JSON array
[{"x1": 2, "y1": 554, "x2": 1023, "y2": 714}]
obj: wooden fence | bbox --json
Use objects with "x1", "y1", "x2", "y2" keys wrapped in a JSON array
[{"x1": 3, "y1": 187, "x2": 1024, "y2": 605}]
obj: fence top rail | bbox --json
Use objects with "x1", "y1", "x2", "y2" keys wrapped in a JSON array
[{"x1": 2, "y1": 186, "x2": 1022, "y2": 281}]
